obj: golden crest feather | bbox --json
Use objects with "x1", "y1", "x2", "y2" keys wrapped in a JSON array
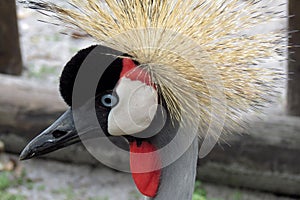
[{"x1": 21, "y1": 0, "x2": 287, "y2": 138}]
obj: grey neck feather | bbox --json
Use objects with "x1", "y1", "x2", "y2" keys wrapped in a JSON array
[{"x1": 146, "y1": 137, "x2": 199, "y2": 200}]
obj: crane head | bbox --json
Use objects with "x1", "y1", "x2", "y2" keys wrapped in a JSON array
[{"x1": 20, "y1": 45, "x2": 173, "y2": 198}]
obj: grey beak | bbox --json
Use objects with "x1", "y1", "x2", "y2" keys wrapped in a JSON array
[{"x1": 20, "y1": 109, "x2": 80, "y2": 160}]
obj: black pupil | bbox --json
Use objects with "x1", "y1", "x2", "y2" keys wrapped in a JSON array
[{"x1": 105, "y1": 97, "x2": 112, "y2": 104}]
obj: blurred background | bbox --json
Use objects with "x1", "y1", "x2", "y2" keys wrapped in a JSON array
[{"x1": 0, "y1": 0, "x2": 299, "y2": 200}]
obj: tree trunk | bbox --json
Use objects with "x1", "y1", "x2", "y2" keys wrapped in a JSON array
[
  {"x1": 287, "y1": 0, "x2": 300, "y2": 116},
  {"x1": 0, "y1": 1, "x2": 22, "y2": 75}
]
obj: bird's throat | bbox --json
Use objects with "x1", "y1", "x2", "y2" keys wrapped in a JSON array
[{"x1": 129, "y1": 141, "x2": 161, "y2": 198}]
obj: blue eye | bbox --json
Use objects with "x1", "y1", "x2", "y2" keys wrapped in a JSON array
[{"x1": 101, "y1": 94, "x2": 118, "y2": 107}]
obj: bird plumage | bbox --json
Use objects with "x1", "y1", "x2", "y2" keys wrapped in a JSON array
[{"x1": 21, "y1": 0, "x2": 286, "y2": 139}]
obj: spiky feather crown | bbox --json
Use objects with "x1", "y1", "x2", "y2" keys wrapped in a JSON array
[{"x1": 22, "y1": 0, "x2": 286, "y2": 138}]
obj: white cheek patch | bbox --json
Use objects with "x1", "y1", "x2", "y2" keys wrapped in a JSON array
[{"x1": 108, "y1": 77, "x2": 158, "y2": 136}]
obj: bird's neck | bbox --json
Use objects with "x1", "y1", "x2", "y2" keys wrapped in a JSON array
[
  {"x1": 127, "y1": 101, "x2": 199, "y2": 200},
  {"x1": 146, "y1": 137, "x2": 199, "y2": 200}
]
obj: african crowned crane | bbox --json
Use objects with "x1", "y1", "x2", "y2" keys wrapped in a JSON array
[
  {"x1": 20, "y1": 0, "x2": 285, "y2": 199},
  {"x1": 21, "y1": 44, "x2": 199, "y2": 199}
]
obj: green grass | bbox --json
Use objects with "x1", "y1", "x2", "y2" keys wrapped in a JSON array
[
  {"x1": 193, "y1": 180, "x2": 209, "y2": 200},
  {"x1": 0, "y1": 171, "x2": 27, "y2": 200},
  {"x1": 0, "y1": 172, "x2": 11, "y2": 190},
  {"x1": 0, "y1": 191, "x2": 25, "y2": 200},
  {"x1": 37, "y1": 184, "x2": 46, "y2": 191},
  {"x1": 231, "y1": 191, "x2": 243, "y2": 200},
  {"x1": 193, "y1": 180, "x2": 246, "y2": 200},
  {"x1": 193, "y1": 181, "x2": 222, "y2": 200},
  {"x1": 128, "y1": 190, "x2": 142, "y2": 200},
  {"x1": 52, "y1": 186, "x2": 76, "y2": 200}
]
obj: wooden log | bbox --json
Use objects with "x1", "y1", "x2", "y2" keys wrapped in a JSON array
[
  {"x1": 198, "y1": 115, "x2": 300, "y2": 196},
  {"x1": 287, "y1": 0, "x2": 300, "y2": 116},
  {"x1": 0, "y1": 1, "x2": 23, "y2": 75},
  {"x1": 0, "y1": 74, "x2": 66, "y2": 139}
]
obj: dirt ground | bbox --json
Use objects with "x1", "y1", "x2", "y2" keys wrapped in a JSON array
[{"x1": 0, "y1": 154, "x2": 295, "y2": 200}]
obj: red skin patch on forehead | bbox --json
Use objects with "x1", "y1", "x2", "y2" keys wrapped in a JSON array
[
  {"x1": 130, "y1": 141, "x2": 161, "y2": 197},
  {"x1": 120, "y1": 58, "x2": 154, "y2": 87}
]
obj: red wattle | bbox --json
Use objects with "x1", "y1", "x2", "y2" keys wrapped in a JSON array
[{"x1": 129, "y1": 141, "x2": 161, "y2": 197}]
